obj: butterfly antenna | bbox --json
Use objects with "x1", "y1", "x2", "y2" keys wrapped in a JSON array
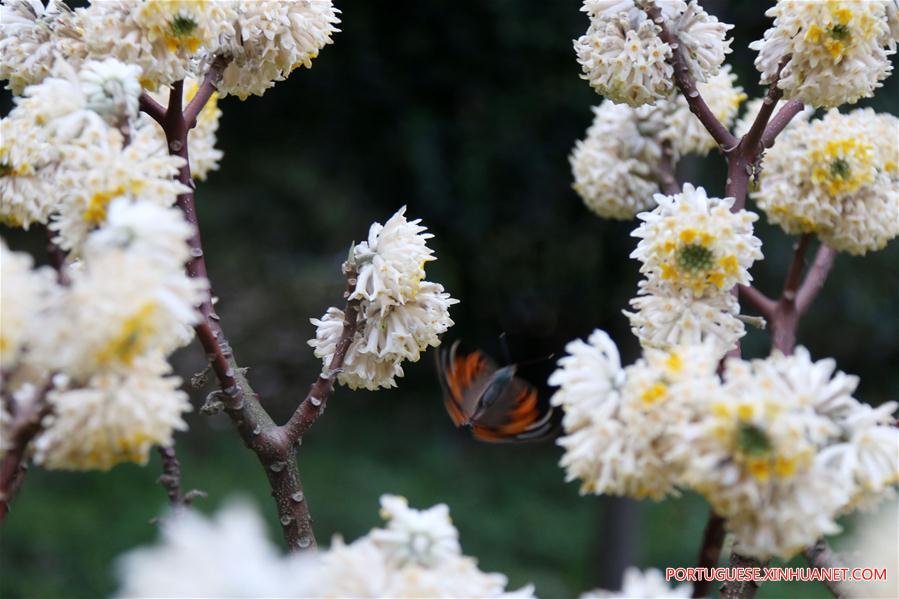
[
  {"x1": 498, "y1": 332, "x2": 513, "y2": 364},
  {"x1": 515, "y1": 352, "x2": 556, "y2": 369}
]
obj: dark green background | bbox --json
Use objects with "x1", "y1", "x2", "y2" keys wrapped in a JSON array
[{"x1": 2, "y1": 1, "x2": 897, "y2": 597}]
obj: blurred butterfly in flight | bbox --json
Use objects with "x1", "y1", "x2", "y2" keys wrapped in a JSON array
[{"x1": 435, "y1": 340, "x2": 556, "y2": 443}]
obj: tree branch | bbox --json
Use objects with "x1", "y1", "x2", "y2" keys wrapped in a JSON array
[
  {"x1": 738, "y1": 285, "x2": 776, "y2": 320},
  {"x1": 281, "y1": 267, "x2": 362, "y2": 445},
  {"x1": 156, "y1": 445, "x2": 205, "y2": 508},
  {"x1": 762, "y1": 99, "x2": 805, "y2": 148},
  {"x1": 139, "y1": 91, "x2": 166, "y2": 125},
  {"x1": 804, "y1": 538, "x2": 853, "y2": 599},
  {"x1": 796, "y1": 244, "x2": 836, "y2": 316},
  {"x1": 692, "y1": 512, "x2": 726, "y2": 598},
  {"x1": 655, "y1": 140, "x2": 681, "y2": 195},
  {"x1": 639, "y1": 1, "x2": 737, "y2": 151},
  {"x1": 0, "y1": 383, "x2": 52, "y2": 522},
  {"x1": 739, "y1": 57, "x2": 790, "y2": 162},
  {"x1": 184, "y1": 54, "x2": 230, "y2": 129},
  {"x1": 720, "y1": 553, "x2": 763, "y2": 599}
]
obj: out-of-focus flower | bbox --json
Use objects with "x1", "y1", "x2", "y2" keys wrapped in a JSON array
[
  {"x1": 570, "y1": 101, "x2": 661, "y2": 220},
  {"x1": 33, "y1": 355, "x2": 191, "y2": 471},
  {"x1": 752, "y1": 108, "x2": 899, "y2": 255},
  {"x1": 581, "y1": 567, "x2": 692, "y2": 598},
  {"x1": 117, "y1": 495, "x2": 534, "y2": 598},
  {"x1": 78, "y1": 58, "x2": 143, "y2": 126},
  {"x1": 0, "y1": 239, "x2": 56, "y2": 370},
  {"x1": 750, "y1": 0, "x2": 897, "y2": 108},
  {"x1": 0, "y1": 0, "x2": 88, "y2": 94},
  {"x1": 844, "y1": 499, "x2": 899, "y2": 599},
  {"x1": 79, "y1": 0, "x2": 237, "y2": 89},
  {"x1": 631, "y1": 184, "x2": 762, "y2": 297},
  {"x1": 209, "y1": 0, "x2": 341, "y2": 99},
  {"x1": 309, "y1": 207, "x2": 457, "y2": 390},
  {"x1": 575, "y1": 0, "x2": 732, "y2": 106}
]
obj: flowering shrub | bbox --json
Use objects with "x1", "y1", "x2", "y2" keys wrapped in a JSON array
[{"x1": 0, "y1": 1, "x2": 896, "y2": 597}]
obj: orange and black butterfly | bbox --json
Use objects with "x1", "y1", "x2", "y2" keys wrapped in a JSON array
[{"x1": 436, "y1": 340, "x2": 556, "y2": 443}]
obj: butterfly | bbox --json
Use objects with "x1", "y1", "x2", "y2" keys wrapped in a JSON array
[{"x1": 435, "y1": 340, "x2": 556, "y2": 443}]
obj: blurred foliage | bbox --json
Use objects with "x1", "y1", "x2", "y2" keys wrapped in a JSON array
[{"x1": 1, "y1": 1, "x2": 896, "y2": 597}]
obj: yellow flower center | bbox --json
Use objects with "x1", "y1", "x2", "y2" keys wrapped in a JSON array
[
  {"x1": 810, "y1": 138, "x2": 874, "y2": 196},
  {"x1": 96, "y1": 304, "x2": 157, "y2": 366}
]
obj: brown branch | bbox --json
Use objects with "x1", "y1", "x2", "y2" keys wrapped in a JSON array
[
  {"x1": 184, "y1": 54, "x2": 230, "y2": 129},
  {"x1": 692, "y1": 512, "x2": 726, "y2": 598},
  {"x1": 804, "y1": 539, "x2": 853, "y2": 599},
  {"x1": 281, "y1": 266, "x2": 362, "y2": 445},
  {"x1": 738, "y1": 285, "x2": 776, "y2": 320},
  {"x1": 720, "y1": 553, "x2": 763, "y2": 599},
  {"x1": 740, "y1": 57, "x2": 790, "y2": 163},
  {"x1": 156, "y1": 445, "x2": 205, "y2": 508},
  {"x1": 796, "y1": 244, "x2": 836, "y2": 316},
  {"x1": 640, "y1": 1, "x2": 737, "y2": 151},
  {"x1": 139, "y1": 91, "x2": 166, "y2": 125},
  {"x1": 762, "y1": 99, "x2": 805, "y2": 148},
  {"x1": 655, "y1": 140, "x2": 681, "y2": 195},
  {"x1": 0, "y1": 383, "x2": 52, "y2": 522}
]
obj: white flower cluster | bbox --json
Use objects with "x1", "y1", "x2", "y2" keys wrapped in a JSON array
[
  {"x1": 581, "y1": 567, "x2": 692, "y2": 598},
  {"x1": 1, "y1": 58, "x2": 187, "y2": 248},
  {"x1": 211, "y1": 0, "x2": 341, "y2": 99},
  {"x1": 0, "y1": 0, "x2": 339, "y2": 97},
  {"x1": 626, "y1": 184, "x2": 762, "y2": 352},
  {"x1": 117, "y1": 495, "x2": 534, "y2": 598},
  {"x1": 309, "y1": 208, "x2": 458, "y2": 390},
  {"x1": 571, "y1": 68, "x2": 745, "y2": 220},
  {"x1": 1, "y1": 198, "x2": 203, "y2": 471},
  {"x1": 550, "y1": 332, "x2": 899, "y2": 559},
  {"x1": 752, "y1": 108, "x2": 899, "y2": 255},
  {"x1": 751, "y1": 0, "x2": 897, "y2": 108},
  {"x1": 0, "y1": 0, "x2": 88, "y2": 94},
  {"x1": 574, "y1": 0, "x2": 733, "y2": 107}
]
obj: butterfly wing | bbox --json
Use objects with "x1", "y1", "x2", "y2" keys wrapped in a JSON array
[
  {"x1": 435, "y1": 341, "x2": 498, "y2": 427},
  {"x1": 470, "y1": 373, "x2": 556, "y2": 443}
]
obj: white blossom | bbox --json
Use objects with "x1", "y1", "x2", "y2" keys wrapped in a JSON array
[
  {"x1": 34, "y1": 355, "x2": 191, "y2": 471},
  {"x1": 309, "y1": 208, "x2": 457, "y2": 390},
  {"x1": 78, "y1": 58, "x2": 143, "y2": 126},
  {"x1": 209, "y1": 0, "x2": 341, "y2": 99},
  {"x1": 581, "y1": 567, "x2": 692, "y2": 598},
  {"x1": 117, "y1": 495, "x2": 534, "y2": 598},
  {"x1": 752, "y1": 108, "x2": 899, "y2": 255},
  {"x1": 625, "y1": 279, "x2": 745, "y2": 352},
  {"x1": 0, "y1": 239, "x2": 56, "y2": 370},
  {"x1": 631, "y1": 184, "x2": 763, "y2": 297},
  {"x1": 570, "y1": 101, "x2": 662, "y2": 220},
  {"x1": 575, "y1": 1, "x2": 732, "y2": 106},
  {"x1": 79, "y1": 0, "x2": 237, "y2": 89},
  {"x1": 750, "y1": 0, "x2": 897, "y2": 108},
  {"x1": 0, "y1": 0, "x2": 88, "y2": 94}
]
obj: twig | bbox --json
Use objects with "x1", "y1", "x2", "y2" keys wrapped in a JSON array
[
  {"x1": 281, "y1": 265, "x2": 362, "y2": 445},
  {"x1": 0, "y1": 384, "x2": 52, "y2": 522},
  {"x1": 804, "y1": 538, "x2": 853, "y2": 599},
  {"x1": 639, "y1": 1, "x2": 737, "y2": 151},
  {"x1": 738, "y1": 285, "x2": 776, "y2": 320},
  {"x1": 740, "y1": 57, "x2": 790, "y2": 163},
  {"x1": 184, "y1": 54, "x2": 229, "y2": 129},
  {"x1": 655, "y1": 140, "x2": 681, "y2": 195},
  {"x1": 720, "y1": 553, "x2": 763, "y2": 599},
  {"x1": 796, "y1": 244, "x2": 836, "y2": 316},
  {"x1": 692, "y1": 512, "x2": 726, "y2": 598},
  {"x1": 762, "y1": 99, "x2": 805, "y2": 148},
  {"x1": 138, "y1": 92, "x2": 166, "y2": 125},
  {"x1": 781, "y1": 233, "x2": 812, "y2": 302},
  {"x1": 156, "y1": 445, "x2": 205, "y2": 508}
]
